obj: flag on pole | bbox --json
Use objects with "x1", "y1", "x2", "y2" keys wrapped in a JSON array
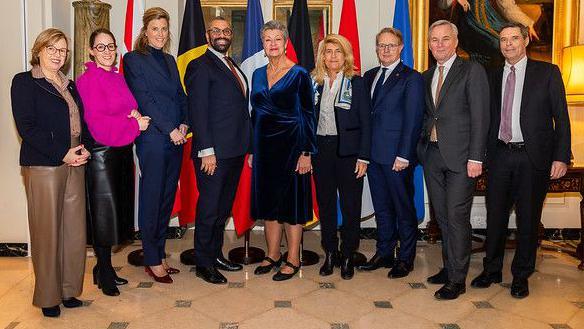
[
  {"x1": 338, "y1": 0, "x2": 361, "y2": 73},
  {"x1": 393, "y1": 0, "x2": 425, "y2": 222},
  {"x1": 232, "y1": 0, "x2": 267, "y2": 236},
  {"x1": 175, "y1": 0, "x2": 208, "y2": 226}
]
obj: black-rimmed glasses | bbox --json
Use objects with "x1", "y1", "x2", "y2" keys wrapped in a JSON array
[
  {"x1": 46, "y1": 45, "x2": 69, "y2": 57},
  {"x1": 93, "y1": 43, "x2": 117, "y2": 52}
]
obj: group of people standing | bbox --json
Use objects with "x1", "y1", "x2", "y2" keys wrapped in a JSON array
[{"x1": 11, "y1": 5, "x2": 570, "y2": 319}]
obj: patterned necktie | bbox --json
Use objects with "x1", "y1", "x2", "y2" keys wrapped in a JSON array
[
  {"x1": 372, "y1": 67, "x2": 388, "y2": 104},
  {"x1": 500, "y1": 65, "x2": 516, "y2": 143},
  {"x1": 224, "y1": 56, "x2": 245, "y2": 96}
]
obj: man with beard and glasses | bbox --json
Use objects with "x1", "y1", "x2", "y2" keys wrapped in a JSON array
[{"x1": 185, "y1": 16, "x2": 252, "y2": 284}]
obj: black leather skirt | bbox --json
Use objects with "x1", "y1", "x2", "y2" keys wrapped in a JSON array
[{"x1": 86, "y1": 144, "x2": 135, "y2": 246}]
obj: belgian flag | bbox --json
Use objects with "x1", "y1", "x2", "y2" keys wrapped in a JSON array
[{"x1": 175, "y1": 0, "x2": 207, "y2": 226}]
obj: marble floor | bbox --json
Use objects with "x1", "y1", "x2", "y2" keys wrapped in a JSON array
[{"x1": 1, "y1": 231, "x2": 583, "y2": 329}]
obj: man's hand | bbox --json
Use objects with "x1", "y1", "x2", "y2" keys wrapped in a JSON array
[
  {"x1": 179, "y1": 124, "x2": 189, "y2": 136},
  {"x1": 392, "y1": 158, "x2": 409, "y2": 172},
  {"x1": 247, "y1": 154, "x2": 253, "y2": 168},
  {"x1": 170, "y1": 128, "x2": 186, "y2": 145},
  {"x1": 550, "y1": 161, "x2": 568, "y2": 179},
  {"x1": 201, "y1": 155, "x2": 217, "y2": 175},
  {"x1": 296, "y1": 154, "x2": 312, "y2": 175},
  {"x1": 355, "y1": 161, "x2": 367, "y2": 178},
  {"x1": 467, "y1": 161, "x2": 482, "y2": 178}
]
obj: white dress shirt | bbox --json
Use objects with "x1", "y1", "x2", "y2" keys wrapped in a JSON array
[
  {"x1": 499, "y1": 55, "x2": 527, "y2": 143},
  {"x1": 198, "y1": 47, "x2": 248, "y2": 157}
]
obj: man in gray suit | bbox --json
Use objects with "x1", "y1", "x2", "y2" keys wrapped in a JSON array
[{"x1": 417, "y1": 20, "x2": 490, "y2": 300}]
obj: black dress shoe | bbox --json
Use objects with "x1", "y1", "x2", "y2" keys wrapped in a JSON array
[
  {"x1": 42, "y1": 305, "x2": 60, "y2": 317},
  {"x1": 254, "y1": 255, "x2": 282, "y2": 275},
  {"x1": 357, "y1": 253, "x2": 394, "y2": 271},
  {"x1": 434, "y1": 282, "x2": 466, "y2": 300},
  {"x1": 427, "y1": 268, "x2": 449, "y2": 284},
  {"x1": 215, "y1": 256, "x2": 243, "y2": 272},
  {"x1": 319, "y1": 251, "x2": 340, "y2": 276},
  {"x1": 273, "y1": 261, "x2": 300, "y2": 281},
  {"x1": 196, "y1": 266, "x2": 228, "y2": 284},
  {"x1": 388, "y1": 261, "x2": 413, "y2": 279},
  {"x1": 340, "y1": 256, "x2": 354, "y2": 280},
  {"x1": 62, "y1": 297, "x2": 83, "y2": 308},
  {"x1": 471, "y1": 271, "x2": 502, "y2": 288},
  {"x1": 511, "y1": 277, "x2": 529, "y2": 299}
]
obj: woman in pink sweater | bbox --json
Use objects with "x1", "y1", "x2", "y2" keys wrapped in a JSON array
[{"x1": 77, "y1": 28, "x2": 150, "y2": 297}]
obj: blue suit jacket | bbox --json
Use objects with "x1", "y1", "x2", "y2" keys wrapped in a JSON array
[
  {"x1": 314, "y1": 76, "x2": 371, "y2": 160},
  {"x1": 123, "y1": 50, "x2": 187, "y2": 137},
  {"x1": 185, "y1": 50, "x2": 251, "y2": 159},
  {"x1": 364, "y1": 62, "x2": 424, "y2": 165}
]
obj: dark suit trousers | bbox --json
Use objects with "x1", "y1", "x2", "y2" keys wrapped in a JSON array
[
  {"x1": 136, "y1": 136, "x2": 182, "y2": 266},
  {"x1": 423, "y1": 143, "x2": 476, "y2": 284},
  {"x1": 313, "y1": 136, "x2": 363, "y2": 257},
  {"x1": 368, "y1": 162, "x2": 418, "y2": 264},
  {"x1": 194, "y1": 155, "x2": 244, "y2": 267},
  {"x1": 484, "y1": 143, "x2": 550, "y2": 279}
]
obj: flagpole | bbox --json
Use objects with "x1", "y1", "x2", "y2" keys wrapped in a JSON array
[{"x1": 228, "y1": 230, "x2": 265, "y2": 265}]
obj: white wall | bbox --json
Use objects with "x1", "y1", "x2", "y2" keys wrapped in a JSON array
[{"x1": 1, "y1": 0, "x2": 583, "y2": 244}]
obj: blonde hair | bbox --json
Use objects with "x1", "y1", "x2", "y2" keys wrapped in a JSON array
[
  {"x1": 30, "y1": 28, "x2": 69, "y2": 66},
  {"x1": 133, "y1": 7, "x2": 171, "y2": 54},
  {"x1": 312, "y1": 34, "x2": 355, "y2": 85}
]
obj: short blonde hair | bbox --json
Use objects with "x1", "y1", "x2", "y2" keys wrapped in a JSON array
[
  {"x1": 133, "y1": 7, "x2": 171, "y2": 54},
  {"x1": 312, "y1": 34, "x2": 355, "y2": 85},
  {"x1": 30, "y1": 28, "x2": 69, "y2": 66}
]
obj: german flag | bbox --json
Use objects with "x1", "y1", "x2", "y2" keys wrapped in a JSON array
[{"x1": 175, "y1": 0, "x2": 207, "y2": 226}]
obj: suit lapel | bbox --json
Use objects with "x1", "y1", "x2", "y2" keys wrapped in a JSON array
[
  {"x1": 435, "y1": 56, "x2": 463, "y2": 108},
  {"x1": 206, "y1": 51, "x2": 246, "y2": 96},
  {"x1": 374, "y1": 62, "x2": 405, "y2": 108},
  {"x1": 424, "y1": 66, "x2": 436, "y2": 113},
  {"x1": 519, "y1": 59, "x2": 533, "y2": 116}
]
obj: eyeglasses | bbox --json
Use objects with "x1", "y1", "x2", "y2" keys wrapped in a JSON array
[
  {"x1": 93, "y1": 43, "x2": 117, "y2": 52},
  {"x1": 376, "y1": 43, "x2": 401, "y2": 51},
  {"x1": 45, "y1": 45, "x2": 69, "y2": 57},
  {"x1": 207, "y1": 28, "x2": 233, "y2": 37}
]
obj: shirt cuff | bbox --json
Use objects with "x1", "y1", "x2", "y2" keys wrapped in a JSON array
[
  {"x1": 357, "y1": 159, "x2": 370, "y2": 164},
  {"x1": 468, "y1": 160, "x2": 482, "y2": 164},
  {"x1": 198, "y1": 147, "x2": 215, "y2": 157},
  {"x1": 396, "y1": 157, "x2": 409, "y2": 164}
]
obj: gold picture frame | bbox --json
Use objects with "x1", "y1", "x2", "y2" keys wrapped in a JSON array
[{"x1": 411, "y1": 0, "x2": 580, "y2": 75}]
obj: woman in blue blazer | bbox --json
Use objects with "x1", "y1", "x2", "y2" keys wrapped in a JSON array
[
  {"x1": 311, "y1": 34, "x2": 371, "y2": 280},
  {"x1": 123, "y1": 7, "x2": 188, "y2": 284}
]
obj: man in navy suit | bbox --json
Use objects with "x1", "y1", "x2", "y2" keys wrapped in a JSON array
[
  {"x1": 358, "y1": 28, "x2": 424, "y2": 278},
  {"x1": 185, "y1": 17, "x2": 252, "y2": 284}
]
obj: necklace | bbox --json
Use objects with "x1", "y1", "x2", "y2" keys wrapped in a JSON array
[{"x1": 268, "y1": 62, "x2": 284, "y2": 75}]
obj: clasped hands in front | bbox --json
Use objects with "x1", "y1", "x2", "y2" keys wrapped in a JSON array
[
  {"x1": 63, "y1": 145, "x2": 90, "y2": 167},
  {"x1": 170, "y1": 124, "x2": 189, "y2": 145}
]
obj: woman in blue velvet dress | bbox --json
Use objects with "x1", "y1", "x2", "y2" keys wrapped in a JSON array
[{"x1": 251, "y1": 20, "x2": 316, "y2": 281}]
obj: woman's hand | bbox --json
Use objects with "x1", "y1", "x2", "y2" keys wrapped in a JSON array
[
  {"x1": 170, "y1": 128, "x2": 186, "y2": 145},
  {"x1": 179, "y1": 124, "x2": 189, "y2": 136},
  {"x1": 296, "y1": 154, "x2": 312, "y2": 175},
  {"x1": 63, "y1": 145, "x2": 90, "y2": 166},
  {"x1": 137, "y1": 116, "x2": 151, "y2": 131},
  {"x1": 127, "y1": 109, "x2": 142, "y2": 120}
]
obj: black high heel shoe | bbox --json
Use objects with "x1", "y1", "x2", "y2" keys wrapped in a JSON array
[
  {"x1": 92, "y1": 265, "x2": 120, "y2": 296},
  {"x1": 254, "y1": 255, "x2": 282, "y2": 275},
  {"x1": 272, "y1": 261, "x2": 300, "y2": 281},
  {"x1": 94, "y1": 265, "x2": 128, "y2": 286}
]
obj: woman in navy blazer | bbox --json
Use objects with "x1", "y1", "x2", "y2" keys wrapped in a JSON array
[
  {"x1": 311, "y1": 34, "x2": 371, "y2": 280},
  {"x1": 123, "y1": 7, "x2": 188, "y2": 283}
]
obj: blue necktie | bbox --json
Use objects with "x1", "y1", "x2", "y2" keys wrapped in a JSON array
[{"x1": 372, "y1": 67, "x2": 388, "y2": 104}]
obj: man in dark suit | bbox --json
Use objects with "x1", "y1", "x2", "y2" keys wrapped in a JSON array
[
  {"x1": 417, "y1": 20, "x2": 490, "y2": 300},
  {"x1": 470, "y1": 22, "x2": 571, "y2": 298},
  {"x1": 185, "y1": 17, "x2": 252, "y2": 284},
  {"x1": 358, "y1": 27, "x2": 424, "y2": 279}
]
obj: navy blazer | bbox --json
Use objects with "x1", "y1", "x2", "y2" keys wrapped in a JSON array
[
  {"x1": 364, "y1": 62, "x2": 425, "y2": 165},
  {"x1": 185, "y1": 50, "x2": 251, "y2": 159},
  {"x1": 11, "y1": 71, "x2": 92, "y2": 166},
  {"x1": 314, "y1": 76, "x2": 371, "y2": 160},
  {"x1": 123, "y1": 50, "x2": 187, "y2": 136}
]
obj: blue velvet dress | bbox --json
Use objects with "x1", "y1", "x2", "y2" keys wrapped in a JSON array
[{"x1": 250, "y1": 65, "x2": 317, "y2": 224}]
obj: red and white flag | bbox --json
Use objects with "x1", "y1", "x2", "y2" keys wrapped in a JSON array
[
  {"x1": 119, "y1": 0, "x2": 144, "y2": 72},
  {"x1": 338, "y1": 0, "x2": 361, "y2": 74}
]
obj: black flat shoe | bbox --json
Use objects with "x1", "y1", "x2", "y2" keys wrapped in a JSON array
[
  {"x1": 273, "y1": 261, "x2": 300, "y2": 281},
  {"x1": 340, "y1": 255, "x2": 354, "y2": 280},
  {"x1": 434, "y1": 282, "x2": 466, "y2": 300},
  {"x1": 319, "y1": 251, "x2": 339, "y2": 276},
  {"x1": 254, "y1": 255, "x2": 282, "y2": 275},
  {"x1": 388, "y1": 261, "x2": 413, "y2": 279},
  {"x1": 215, "y1": 256, "x2": 243, "y2": 272},
  {"x1": 511, "y1": 277, "x2": 529, "y2": 299},
  {"x1": 427, "y1": 268, "x2": 449, "y2": 285},
  {"x1": 196, "y1": 266, "x2": 227, "y2": 284},
  {"x1": 471, "y1": 271, "x2": 502, "y2": 289},
  {"x1": 42, "y1": 305, "x2": 60, "y2": 317},
  {"x1": 62, "y1": 297, "x2": 83, "y2": 308},
  {"x1": 357, "y1": 253, "x2": 394, "y2": 271}
]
